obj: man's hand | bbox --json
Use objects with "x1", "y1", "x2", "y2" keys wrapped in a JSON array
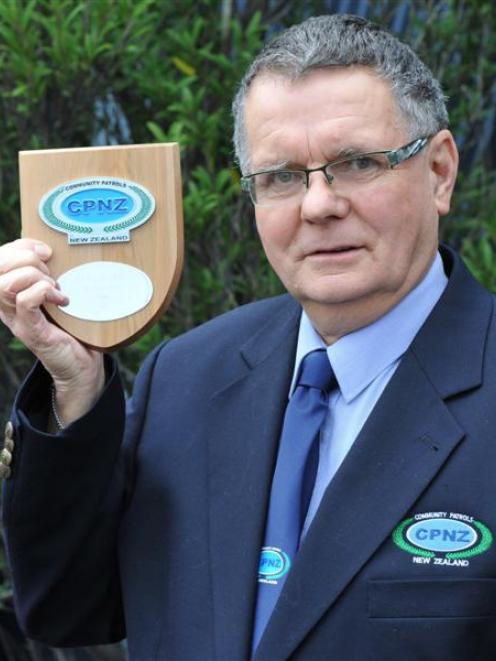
[{"x1": 0, "y1": 238, "x2": 105, "y2": 426}]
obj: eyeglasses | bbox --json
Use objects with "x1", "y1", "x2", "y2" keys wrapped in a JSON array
[{"x1": 241, "y1": 136, "x2": 431, "y2": 207}]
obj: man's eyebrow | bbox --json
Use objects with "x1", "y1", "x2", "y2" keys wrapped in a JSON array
[
  {"x1": 251, "y1": 160, "x2": 298, "y2": 173},
  {"x1": 336, "y1": 147, "x2": 360, "y2": 157},
  {"x1": 252, "y1": 146, "x2": 380, "y2": 172},
  {"x1": 333, "y1": 146, "x2": 371, "y2": 159}
]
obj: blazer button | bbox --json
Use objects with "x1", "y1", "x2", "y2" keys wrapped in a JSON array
[
  {"x1": 5, "y1": 421, "x2": 14, "y2": 441},
  {"x1": 4, "y1": 422, "x2": 15, "y2": 452},
  {"x1": 1, "y1": 421, "x2": 15, "y2": 479},
  {"x1": 0, "y1": 448, "x2": 12, "y2": 466}
]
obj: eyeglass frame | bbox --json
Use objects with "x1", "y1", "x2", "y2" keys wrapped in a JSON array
[{"x1": 240, "y1": 135, "x2": 432, "y2": 205}]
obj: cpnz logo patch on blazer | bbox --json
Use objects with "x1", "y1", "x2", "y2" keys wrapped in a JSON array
[
  {"x1": 258, "y1": 546, "x2": 291, "y2": 584},
  {"x1": 392, "y1": 511, "x2": 493, "y2": 567}
]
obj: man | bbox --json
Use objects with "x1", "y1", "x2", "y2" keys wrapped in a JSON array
[{"x1": 1, "y1": 13, "x2": 495, "y2": 661}]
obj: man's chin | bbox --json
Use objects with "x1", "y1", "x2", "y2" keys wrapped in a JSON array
[{"x1": 291, "y1": 279, "x2": 376, "y2": 308}]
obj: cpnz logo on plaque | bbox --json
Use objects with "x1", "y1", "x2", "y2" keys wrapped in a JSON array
[{"x1": 39, "y1": 177, "x2": 155, "y2": 244}]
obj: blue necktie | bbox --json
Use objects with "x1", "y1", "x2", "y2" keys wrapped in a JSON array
[{"x1": 252, "y1": 349, "x2": 336, "y2": 652}]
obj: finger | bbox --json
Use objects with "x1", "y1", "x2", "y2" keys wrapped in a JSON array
[
  {"x1": 0, "y1": 266, "x2": 57, "y2": 303},
  {"x1": 0, "y1": 247, "x2": 50, "y2": 277},
  {"x1": 15, "y1": 279, "x2": 69, "y2": 312},
  {"x1": 11, "y1": 280, "x2": 69, "y2": 346},
  {"x1": 0, "y1": 240, "x2": 52, "y2": 272},
  {"x1": 2, "y1": 238, "x2": 52, "y2": 260},
  {"x1": 0, "y1": 277, "x2": 59, "y2": 327}
]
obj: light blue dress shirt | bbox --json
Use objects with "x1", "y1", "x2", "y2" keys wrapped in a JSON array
[{"x1": 293, "y1": 252, "x2": 448, "y2": 538}]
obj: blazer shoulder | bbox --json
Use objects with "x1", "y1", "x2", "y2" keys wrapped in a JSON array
[{"x1": 155, "y1": 294, "x2": 300, "y2": 357}]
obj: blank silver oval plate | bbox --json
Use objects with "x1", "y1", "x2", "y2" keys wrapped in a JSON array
[{"x1": 57, "y1": 261, "x2": 154, "y2": 322}]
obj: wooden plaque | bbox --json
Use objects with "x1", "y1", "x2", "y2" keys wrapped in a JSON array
[{"x1": 19, "y1": 143, "x2": 183, "y2": 350}]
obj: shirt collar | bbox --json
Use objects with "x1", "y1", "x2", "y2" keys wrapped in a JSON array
[{"x1": 290, "y1": 252, "x2": 448, "y2": 402}]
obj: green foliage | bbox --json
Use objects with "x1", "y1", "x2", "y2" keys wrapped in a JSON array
[{"x1": 410, "y1": 0, "x2": 496, "y2": 273}]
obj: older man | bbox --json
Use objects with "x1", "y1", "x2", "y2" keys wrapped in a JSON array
[{"x1": 1, "y1": 14, "x2": 495, "y2": 661}]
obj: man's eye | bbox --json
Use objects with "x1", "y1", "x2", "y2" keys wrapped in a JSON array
[
  {"x1": 255, "y1": 171, "x2": 302, "y2": 192},
  {"x1": 271, "y1": 171, "x2": 299, "y2": 185},
  {"x1": 348, "y1": 156, "x2": 381, "y2": 171},
  {"x1": 331, "y1": 155, "x2": 385, "y2": 179}
]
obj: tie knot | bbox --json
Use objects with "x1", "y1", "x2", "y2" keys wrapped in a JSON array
[{"x1": 297, "y1": 350, "x2": 335, "y2": 392}]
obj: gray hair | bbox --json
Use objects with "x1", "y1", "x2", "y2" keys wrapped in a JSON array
[{"x1": 232, "y1": 14, "x2": 449, "y2": 173}]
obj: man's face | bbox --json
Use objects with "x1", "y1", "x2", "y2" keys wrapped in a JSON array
[{"x1": 244, "y1": 67, "x2": 453, "y2": 339}]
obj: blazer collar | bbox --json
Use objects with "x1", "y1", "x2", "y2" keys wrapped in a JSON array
[{"x1": 411, "y1": 244, "x2": 493, "y2": 397}]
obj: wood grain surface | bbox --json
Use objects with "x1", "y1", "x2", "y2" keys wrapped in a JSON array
[{"x1": 19, "y1": 143, "x2": 183, "y2": 350}]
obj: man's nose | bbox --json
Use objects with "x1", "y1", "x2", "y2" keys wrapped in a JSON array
[{"x1": 300, "y1": 172, "x2": 350, "y2": 222}]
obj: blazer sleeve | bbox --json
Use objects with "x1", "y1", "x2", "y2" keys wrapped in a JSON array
[{"x1": 1, "y1": 345, "x2": 163, "y2": 647}]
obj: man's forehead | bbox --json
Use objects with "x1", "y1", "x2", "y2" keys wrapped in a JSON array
[
  {"x1": 244, "y1": 67, "x2": 402, "y2": 134},
  {"x1": 244, "y1": 67, "x2": 405, "y2": 168},
  {"x1": 246, "y1": 65, "x2": 395, "y2": 105}
]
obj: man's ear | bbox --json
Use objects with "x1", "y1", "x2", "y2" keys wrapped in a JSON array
[{"x1": 429, "y1": 129, "x2": 459, "y2": 216}]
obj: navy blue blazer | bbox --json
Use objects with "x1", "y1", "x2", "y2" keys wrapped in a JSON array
[{"x1": 3, "y1": 245, "x2": 496, "y2": 660}]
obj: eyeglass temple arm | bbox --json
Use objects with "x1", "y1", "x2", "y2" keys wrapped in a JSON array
[{"x1": 387, "y1": 137, "x2": 429, "y2": 168}]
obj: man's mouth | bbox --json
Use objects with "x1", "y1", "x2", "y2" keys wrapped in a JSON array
[{"x1": 309, "y1": 245, "x2": 361, "y2": 255}]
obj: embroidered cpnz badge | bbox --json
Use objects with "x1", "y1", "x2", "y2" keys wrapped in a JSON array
[{"x1": 392, "y1": 512, "x2": 493, "y2": 567}]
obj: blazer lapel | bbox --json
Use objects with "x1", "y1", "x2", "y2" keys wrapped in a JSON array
[
  {"x1": 207, "y1": 298, "x2": 300, "y2": 661},
  {"x1": 255, "y1": 351, "x2": 464, "y2": 659},
  {"x1": 255, "y1": 249, "x2": 494, "y2": 660}
]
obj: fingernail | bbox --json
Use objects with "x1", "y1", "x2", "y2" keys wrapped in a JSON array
[{"x1": 34, "y1": 244, "x2": 51, "y2": 258}]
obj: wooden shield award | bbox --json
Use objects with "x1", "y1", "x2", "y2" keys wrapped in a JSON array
[{"x1": 19, "y1": 144, "x2": 183, "y2": 350}]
